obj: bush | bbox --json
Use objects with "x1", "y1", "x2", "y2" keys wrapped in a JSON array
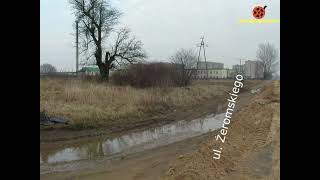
[
  {"x1": 264, "y1": 72, "x2": 273, "y2": 80},
  {"x1": 110, "y1": 63, "x2": 180, "y2": 88}
]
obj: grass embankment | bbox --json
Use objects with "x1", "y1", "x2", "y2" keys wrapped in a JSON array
[{"x1": 40, "y1": 78, "x2": 234, "y2": 129}]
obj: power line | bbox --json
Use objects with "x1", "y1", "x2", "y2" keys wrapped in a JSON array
[{"x1": 196, "y1": 36, "x2": 209, "y2": 79}]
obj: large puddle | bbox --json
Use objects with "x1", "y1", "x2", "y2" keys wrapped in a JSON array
[{"x1": 40, "y1": 113, "x2": 225, "y2": 165}]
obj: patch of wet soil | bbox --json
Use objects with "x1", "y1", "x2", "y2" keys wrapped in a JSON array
[{"x1": 40, "y1": 95, "x2": 226, "y2": 143}]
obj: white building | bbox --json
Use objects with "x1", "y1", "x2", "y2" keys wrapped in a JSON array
[
  {"x1": 243, "y1": 60, "x2": 264, "y2": 79},
  {"x1": 227, "y1": 69, "x2": 236, "y2": 79},
  {"x1": 193, "y1": 61, "x2": 228, "y2": 79},
  {"x1": 231, "y1": 61, "x2": 264, "y2": 79},
  {"x1": 232, "y1": 64, "x2": 244, "y2": 72},
  {"x1": 197, "y1": 61, "x2": 224, "y2": 69},
  {"x1": 195, "y1": 69, "x2": 229, "y2": 79}
]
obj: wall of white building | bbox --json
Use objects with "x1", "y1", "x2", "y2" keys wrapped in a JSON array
[
  {"x1": 243, "y1": 60, "x2": 264, "y2": 79},
  {"x1": 195, "y1": 69, "x2": 230, "y2": 79},
  {"x1": 198, "y1": 62, "x2": 224, "y2": 69}
]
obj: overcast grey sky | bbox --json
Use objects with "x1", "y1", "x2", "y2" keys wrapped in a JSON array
[{"x1": 40, "y1": 0, "x2": 280, "y2": 71}]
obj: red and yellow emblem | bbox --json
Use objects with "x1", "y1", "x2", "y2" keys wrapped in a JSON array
[{"x1": 252, "y1": 6, "x2": 267, "y2": 19}]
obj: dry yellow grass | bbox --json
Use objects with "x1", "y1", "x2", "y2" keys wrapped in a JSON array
[{"x1": 40, "y1": 78, "x2": 232, "y2": 129}]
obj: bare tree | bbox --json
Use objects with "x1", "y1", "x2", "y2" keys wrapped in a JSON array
[
  {"x1": 69, "y1": 0, "x2": 146, "y2": 80},
  {"x1": 170, "y1": 48, "x2": 197, "y2": 86},
  {"x1": 40, "y1": 63, "x2": 57, "y2": 74},
  {"x1": 105, "y1": 28, "x2": 146, "y2": 71},
  {"x1": 256, "y1": 43, "x2": 279, "y2": 79}
]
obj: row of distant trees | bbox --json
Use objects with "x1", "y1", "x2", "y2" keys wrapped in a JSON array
[
  {"x1": 40, "y1": 42, "x2": 279, "y2": 84},
  {"x1": 43, "y1": 0, "x2": 278, "y2": 84},
  {"x1": 40, "y1": 63, "x2": 57, "y2": 74}
]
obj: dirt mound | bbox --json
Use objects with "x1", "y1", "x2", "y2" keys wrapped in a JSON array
[{"x1": 162, "y1": 81, "x2": 280, "y2": 180}]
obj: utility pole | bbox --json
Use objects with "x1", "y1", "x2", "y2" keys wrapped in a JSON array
[
  {"x1": 239, "y1": 59, "x2": 242, "y2": 75},
  {"x1": 76, "y1": 20, "x2": 79, "y2": 74},
  {"x1": 203, "y1": 38, "x2": 208, "y2": 79},
  {"x1": 196, "y1": 36, "x2": 208, "y2": 79},
  {"x1": 197, "y1": 42, "x2": 202, "y2": 69}
]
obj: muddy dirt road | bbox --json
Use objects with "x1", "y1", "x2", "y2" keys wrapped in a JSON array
[
  {"x1": 40, "y1": 81, "x2": 273, "y2": 180},
  {"x1": 163, "y1": 81, "x2": 280, "y2": 180}
]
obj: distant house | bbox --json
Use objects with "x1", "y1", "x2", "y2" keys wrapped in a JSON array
[
  {"x1": 243, "y1": 60, "x2": 264, "y2": 79},
  {"x1": 79, "y1": 65, "x2": 121, "y2": 76},
  {"x1": 193, "y1": 61, "x2": 230, "y2": 79},
  {"x1": 195, "y1": 69, "x2": 228, "y2": 79},
  {"x1": 226, "y1": 69, "x2": 236, "y2": 79},
  {"x1": 232, "y1": 64, "x2": 244, "y2": 71},
  {"x1": 232, "y1": 61, "x2": 264, "y2": 79},
  {"x1": 79, "y1": 66, "x2": 100, "y2": 76},
  {"x1": 197, "y1": 61, "x2": 224, "y2": 69}
]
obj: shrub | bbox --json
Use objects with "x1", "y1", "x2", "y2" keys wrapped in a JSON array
[{"x1": 110, "y1": 62, "x2": 180, "y2": 88}]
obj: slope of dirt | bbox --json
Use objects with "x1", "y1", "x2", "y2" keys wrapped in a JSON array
[{"x1": 162, "y1": 81, "x2": 280, "y2": 180}]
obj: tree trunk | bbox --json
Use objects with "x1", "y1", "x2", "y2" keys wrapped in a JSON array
[
  {"x1": 182, "y1": 65, "x2": 186, "y2": 87},
  {"x1": 98, "y1": 65, "x2": 109, "y2": 81},
  {"x1": 95, "y1": 48, "x2": 110, "y2": 81}
]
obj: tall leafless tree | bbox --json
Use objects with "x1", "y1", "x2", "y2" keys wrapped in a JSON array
[
  {"x1": 106, "y1": 28, "x2": 146, "y2": 71},
  {"x1": 256, "y1": 43, "x2": 279, "y2": 79},
  {"x1": 69, "y1": 0, "x2": 146, "y2": 80},
  {"x1": 170, "y1": 48, "x2": 197, "y2": 86}
]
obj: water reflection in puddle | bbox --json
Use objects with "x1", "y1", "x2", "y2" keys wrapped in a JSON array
[{"x1": 40, "y1": 113, "x2": 225, "y2": 164}]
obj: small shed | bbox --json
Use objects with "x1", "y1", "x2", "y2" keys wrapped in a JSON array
[{"x1": 79, "y1": 66, "x2": 100, "y2": 76}]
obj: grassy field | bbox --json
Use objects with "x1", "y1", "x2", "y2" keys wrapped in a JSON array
[{"x1": 40, "y1": 78, "x2": 262, "y2": 129}]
